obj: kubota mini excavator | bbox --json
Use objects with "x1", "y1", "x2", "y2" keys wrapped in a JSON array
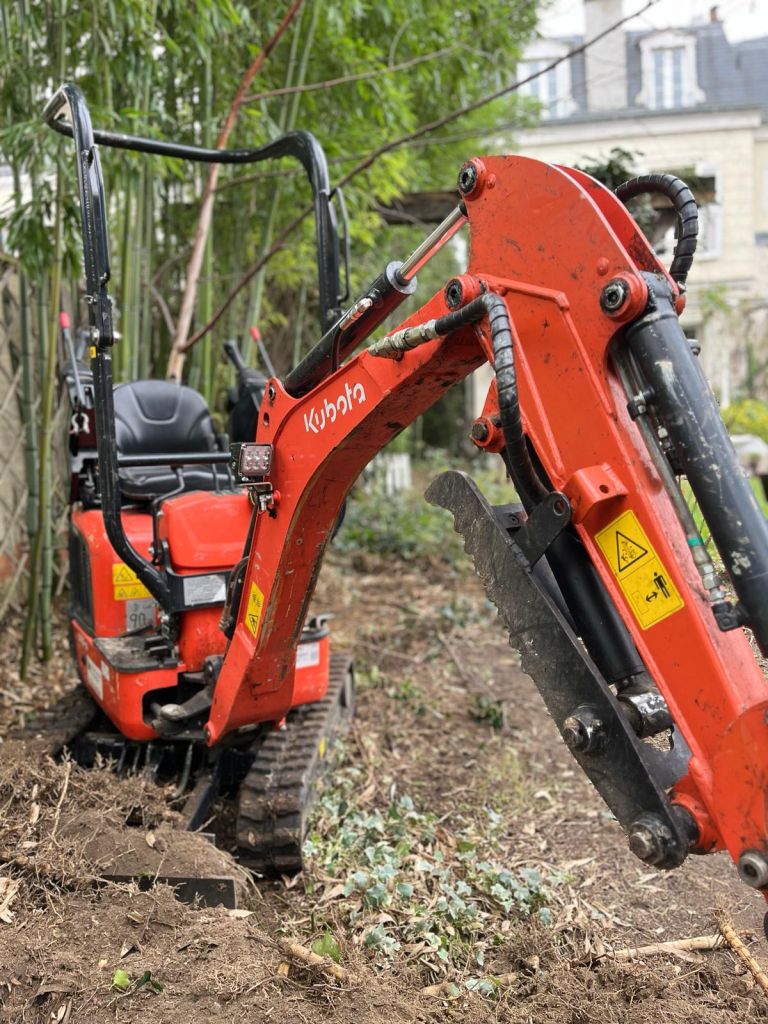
[{"x1": 43, "y1": 82, "x2": 768, "y2": 927}]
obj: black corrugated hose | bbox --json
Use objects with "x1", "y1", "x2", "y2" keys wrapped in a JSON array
[
  {"x1": 433, "y1": 293, "x2": 548, "y2": 508},
  {"x1": 614, "y1": 173, "x2": 698, "y2": 287}
]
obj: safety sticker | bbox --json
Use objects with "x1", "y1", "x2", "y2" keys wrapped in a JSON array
[
  {"x1": 112, "y1": 563, "x2": 151, "y2": 601},
  {"x1": 244, "y1": 582, "x2": 265, "y2": 639},
  {"x1": 594, "y1": 510, "x2": 684, "y2": 629},
  {"x1": 296, "y1": 641, "x2": 320, "y2": 669},
  {"x1": 85, "y1": 655, "x2": 103, "y2": 700}
]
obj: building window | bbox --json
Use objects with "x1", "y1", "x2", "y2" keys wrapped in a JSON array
[
  {"x1": 520, "y1": 60, "x2": 557, "y2": 118},
  {"x1": 518, "y1": 41, "x2": 575, "y2": 121},
  {"x1": 651, "y1": 46, "x2": 686, "y2": 109},
  {"x1": 637, "y1": 31, "x2": 705, "y2": 110}
]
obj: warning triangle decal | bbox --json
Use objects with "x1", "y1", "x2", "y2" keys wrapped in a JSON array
[{"x1": 615, "y1": 531, "x2": 648, "y2": 572}]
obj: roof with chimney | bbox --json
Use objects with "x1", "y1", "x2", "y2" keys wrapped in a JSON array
[{"x1": 556, "y1": 19, "x2": 767, "y2": 120}]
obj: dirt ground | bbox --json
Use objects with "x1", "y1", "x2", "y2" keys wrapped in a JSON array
[{"x1": 0, "y1": 548, "x2": 767, "y2": 1023}]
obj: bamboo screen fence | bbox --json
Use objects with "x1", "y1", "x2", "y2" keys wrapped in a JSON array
[{"x1": 0, "y1": 261, "x2": 69, "y2": 624}]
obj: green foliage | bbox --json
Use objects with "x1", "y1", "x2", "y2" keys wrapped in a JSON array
[
  {"x1": 0, "y1": 0, "x2": 539, "y2": 381},
  {"x1": 303, "y1": 763, "x2": 560, "y2": 974},
  {"x1": 722, "y1": 399, "x2": 768, "y2": 443},
  {"x1": 573, "y1": 147, "x2": 644, "y2": 191},
  {"x1": 335, "y1": 483, "x2": 466, "y2": 565},
  {"x1": 471, "y1": 695, "x2": 505, "y2": 730},
  {"x1": 111, "y1": 969, "x2": 131, "y2": 991},
  {"x1": 2, "y1": 1, "x2": 539, "y2": 664},
  {"x1": 336, "y1": 457, "x2": 514, "y2": 565},
  {"x1": 574, "y1": 147, "x2": 657, "y2": 236},
  {"x1": 310, "y1": 932, "x2": 341, "y2": 963}
]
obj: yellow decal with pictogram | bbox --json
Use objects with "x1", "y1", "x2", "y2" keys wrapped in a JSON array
[
  {"x1": 112, "y1": 563, "x2": 151, "y2": 601},
  {"x1": 595, "y1": 510, "x2": 684, "y2": 629},
  {"x1": 244, "y1": 582, "x2": 265, "y2": 639}
]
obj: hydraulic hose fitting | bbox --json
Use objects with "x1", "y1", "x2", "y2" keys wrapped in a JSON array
[{"x1": 444, "y1": 274, "x2": 484, "y2": 311}]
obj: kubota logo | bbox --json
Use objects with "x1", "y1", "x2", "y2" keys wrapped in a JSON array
[{"x1": 303, "y1": 381, "x2": 367, "y2": 434}]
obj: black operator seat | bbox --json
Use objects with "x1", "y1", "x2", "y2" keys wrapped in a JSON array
[{"x1": 113, "y1": 380, "x2": 232, "y2": 503}]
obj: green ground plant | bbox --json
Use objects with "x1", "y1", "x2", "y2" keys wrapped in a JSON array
[{"x1": 303, "y1": 759, "x2": 562, "y2": 982}]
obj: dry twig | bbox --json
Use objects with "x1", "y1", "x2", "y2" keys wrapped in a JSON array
[{"x1": 51, "y1": 759, "x2": 72, "y2": 839}]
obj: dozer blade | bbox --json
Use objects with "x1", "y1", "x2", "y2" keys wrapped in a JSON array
[
  {"x1": 425, "y1": 470, "x2": 693, "y2": 868},
  {"x1": 236, "y1": 653, "x2": 354, "y2": 875}
]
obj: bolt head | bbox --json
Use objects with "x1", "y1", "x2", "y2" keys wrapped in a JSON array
[
  {"x1": 562, "y1": 717, "x2": 584, "y2": 751},
  {"x1": 562, "y1": 706, "x2": 605, "y2": 754},
  {"x1": 457, "y1": 162, "x2": 478, "y2": 196},
  {"x1": 738, "y1": 850, "x2": 768, "y2": 889},
  {"x1": 600, "y1": 277, "x2": 630, "y2": 316},
  {"x1": 470, "y1": 420, "x2": 489, "y2": 442},
  {"x1": 627, "y1": 813, "x2": 673, "y2": 866},
  {"x1": 628, "y1": 826, "x2": 658, "y2": 863}
]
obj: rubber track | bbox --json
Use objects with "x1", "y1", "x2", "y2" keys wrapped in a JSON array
[{"x1": 236, "y1": 653, "x2": 353, "y2": 874}]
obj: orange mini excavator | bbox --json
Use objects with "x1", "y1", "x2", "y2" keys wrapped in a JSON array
[{"x1": 46, "y1": 83, "x2": 768, "y2": 925}]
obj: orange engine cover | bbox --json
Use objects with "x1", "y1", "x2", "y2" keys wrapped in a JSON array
[{"x1": 69, "y1": 490, "x2": 330, "y2": 740}]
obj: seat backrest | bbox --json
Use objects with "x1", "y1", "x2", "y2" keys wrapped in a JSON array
[{"x1": 113, "y1": 381, "x2": 216, "y2": 456}]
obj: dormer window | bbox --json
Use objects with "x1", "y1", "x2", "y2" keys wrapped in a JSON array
[{"x1": 637, "y1": 30, "x2": 705, "y2": 110}]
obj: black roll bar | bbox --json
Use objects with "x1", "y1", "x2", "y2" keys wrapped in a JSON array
[
  {"x1": 44, "y1": 83, "x2": 343, "y2": 332},
  {"x1": 44, "y1": 83, "x2": 171, "y2": 607}
]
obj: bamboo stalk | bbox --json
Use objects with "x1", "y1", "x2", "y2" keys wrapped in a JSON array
[
  {"x1": 14, "y1": 183, "x2": 39, "y2": 544},
  {"x1": 38, "y1": 7, "x2": 68, "y2": 660},
  {"x1": 166, "y1": 0, "x2": 306, "y2": 380},
  {"x1": 199, "y1": 53, "x2": 214, "y2": 405},
  {"x1": 37, "y1": 167, "x2": 65, "y2": 661},
  {"x1": 604, "y1": 934, "x2": 723, "y2": 962},
  {"x1": 719, "y1": 920, "x2": 768, "y2": 995},
  {"x1": 129, "y1": 164, "x2": 145, "y2": 381},
  {"x1": 291, "y1": 280, "x2": 307, "y2": 368},
  {"x1": 139, "y1": 165, "x2": 153, "y2": 380},
  {"x1": 247, "y1": 0, "x2": 319, "y2": 340}
]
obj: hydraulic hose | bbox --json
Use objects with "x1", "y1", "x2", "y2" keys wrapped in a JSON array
[
  {"x1": 433, "y1": 293, "x2": 549, "y2": 508},
  {"x1": 370, "y1": 290, "x2": 646, "y2": 683},
  {"x1": 614, "y1": 174, "x2": 698, "y2": 287}
]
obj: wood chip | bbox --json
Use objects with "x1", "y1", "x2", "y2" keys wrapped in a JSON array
[{"x1": 0, "y1": 877, "x2": 20, "y2": 924}]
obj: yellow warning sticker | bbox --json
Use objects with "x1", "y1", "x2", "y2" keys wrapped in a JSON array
[
  {"x1": 594, "y1": 510, "x2": 684, "y2": 629},
  {"x1": 112, "y1": 563, "x2": 151, "y2": 601},
  {"x1": 244, "y1": 582, "x2": 265, "y2": 639}
]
